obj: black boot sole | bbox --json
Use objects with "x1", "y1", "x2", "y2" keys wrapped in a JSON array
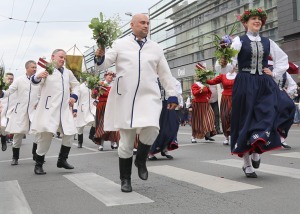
[
  {"x1": 11, "y1": 159, "x2": 18, "y2": 165},
  {"x1": 121, "y1": 180, "x2": 132, "y2": 193},
  {"x1": 57, "y1": 161, "x2": 74, "y2": 169},
  {"x1": 34, "y1": 170, "x2": 46, "y2": 175}
]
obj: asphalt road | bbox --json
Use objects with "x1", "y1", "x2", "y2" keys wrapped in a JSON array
[{"x1": 0, "y1": 125, "x2": 300, "y2": 214}]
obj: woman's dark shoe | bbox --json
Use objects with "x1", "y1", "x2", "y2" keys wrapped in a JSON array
[
  {"x1": 216, "y1": 130, "x2": 223, "y2": 135},
  {"x1": 205, "y1": 136, "x2": 215, "y2": 141},
  {"x1": 251, "y1": 159, "x2": 261, "y2": 169},
  {"x1": 281, "y1": 142, "x2": 291, "y2": 149},
  {"x1": 148, "y1": 156, "x2": 157, "y2": 161},
  {"x1": 242, "y1": 166, "x2": 258, "y2": 178},
  {"x1": 161, "y1": 152, "x2": 173, "y2": 159}
]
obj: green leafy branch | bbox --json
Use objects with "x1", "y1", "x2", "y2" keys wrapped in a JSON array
[{"x1": 88, "y1": 12, "x2": 122, "y2": 48}]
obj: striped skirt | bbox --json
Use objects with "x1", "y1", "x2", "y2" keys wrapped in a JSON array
[
  {"x1": 220, "y1": 95, "x2": 232, "y2": 138},
  {"x1": 191, "y1": 102, "x2": 216, "y2": 139},
  {"x1": 94, "y1": 101, "x2": 120, "y2": 144}
]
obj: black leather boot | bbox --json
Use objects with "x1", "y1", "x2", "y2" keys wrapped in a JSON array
[
  {"x1": 1, "y1": 135, "x2": 7, "y2": 151},
  {"x1": 11, "y1": 148, "x2": 20, "y2": 165},
  {"x1": 32, "y1": 143, "x2": 37, "y2": 161},
  {"x1": 34, "y1": 154, "x2": 46, "y2": 175},
  {"x1": 119, "y1": 157, "x2": 133, "y2": 193},
  {"x1": 134, "y1": 141, "x2": 151, "y2": 180},
  {"x1": 89, "y1": 126, "x2": 95, "y2": 141},
  {"x1": 78, "y1": 134, "x2": 83, "y2": 148},
  {"x1": 57, "y1": 145, "x2": 74, "y2": 169}
]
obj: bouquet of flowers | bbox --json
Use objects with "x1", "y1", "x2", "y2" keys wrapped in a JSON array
[
  {"x1": 81, "y1": 73, "x2": 100, "y2": 89},
  {"x1": 37, "y1": 58, "x2": 56, "y2": 75},
  {"x1": 213, "y1": 23, "x2": 239, "y2": 67},
  {"x1": 89, "y1": 12, "x2": 122, "y2": 49},
  {"x1": 0, "y1": 60, "x2": 9, "y2": 90},
  {"x1": 97, "y1": 81, "x2": 109, "y2": 95},
  {"x1": 195, "y1": 63, "x2": 214, "y2": 86},
  {"x1": 91, "y1": 81, "x2": 109, "y2": 99}
]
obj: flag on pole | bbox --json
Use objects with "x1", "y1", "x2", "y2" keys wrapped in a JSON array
[
  {"x1": 65, "y1": 55, "x2": 83, "y2": 81},
  {"x1": 37, "y1": 57, "x2": 48, "y2": 69}
]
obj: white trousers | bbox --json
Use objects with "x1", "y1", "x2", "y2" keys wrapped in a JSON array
[
  {"x1": 36, "y1": 132, "x2": 73, "y2": 156},
  {"x1": 0, "y1": 126, "x2": 7, "y2": 136},
  {"x1": 118, "y1": 127, "x2": 159, "y2": 158},
  {"x1": 77, "y1": 126, "x2": 84, "y2": 135},
  {"x1": 12, "y1": 133, "x2": 25, "y2": 148}
]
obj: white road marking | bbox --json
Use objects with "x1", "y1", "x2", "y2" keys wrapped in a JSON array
[
  {"x1": 271, "y1": 152, "x2": 300, "y2": 159},
  {"x1": 205, "y1": 159, "x2": 300, "y2": 179},
  {"x1": 0, "y1": 180, "x2": 32, "y2": 214},
  {"x1": 0, "y1": 150, "x2": 115, "y2": 163},
  {"x1": 64, "y1": 173, "x2": 153, "y2": 206},
  {"x1": 148, "y1": 165, "x2": 261, "y2": 193}
]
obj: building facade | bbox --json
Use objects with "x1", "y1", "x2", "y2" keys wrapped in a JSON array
[
  {"x1": 149, "y1": 0, "x2": 280, "y2": 98},
  {"x1": 277, "y1": 0, "x2": 300, "y2": 68}
]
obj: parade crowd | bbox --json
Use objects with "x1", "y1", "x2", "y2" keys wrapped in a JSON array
[{"x1": 0, "y1": 9, "x2": 298, "y2": 193}]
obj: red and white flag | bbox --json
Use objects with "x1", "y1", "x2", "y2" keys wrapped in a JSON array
[
  {"x1": 37, "y1": 57, "x2": 48, "y2": 69},
  {"x1": 196, "y1": 62, "x2": 206, "y2": 70}
]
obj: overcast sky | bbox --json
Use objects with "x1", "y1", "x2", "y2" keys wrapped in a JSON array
[{"x1": 0, "y1": 0, "x2": 159, "y2": 77}]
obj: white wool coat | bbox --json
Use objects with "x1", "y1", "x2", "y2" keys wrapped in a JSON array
[
  {"x1": 73, "y1": 82, "x2": 96, "y2": 128},
  {"x1": 30, "y1": 68, "x2": 79, "y2": 135},
  {"x1": 0, "y1": 91, "x2": 17, "y2": 128},
  {"x1": 4, "y1": 75, "x2": 40, "y2": 134},
  {"x1": 95, "y1": 34, "x2": 176, "y2": 131}
]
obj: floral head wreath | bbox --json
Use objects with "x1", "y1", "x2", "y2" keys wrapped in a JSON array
[
  {"x1": 104, "y1": 70, "x2": 116, "y2": 78},
  {"x1": 238, "y1": 8, "x2": 267, "y2": 26}
]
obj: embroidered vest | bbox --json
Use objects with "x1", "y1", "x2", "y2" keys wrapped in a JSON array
[{"x1": 238, "y1": 35, "x2": 270, "y2": 75}]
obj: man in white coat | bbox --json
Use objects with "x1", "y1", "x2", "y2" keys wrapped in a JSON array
[
  {"x1": 73, "y1": 80, "x2": 96, "y2": 148},
  {"x1": 0, "y1": 73, "x2": 16, "y2": 152},
  {"x1": 0, "y1": 61, "x2": 40, "y2": 165},
  {"x1": 95, "y1": 14, "x2": 178, "y2": 192},
  {"x1": 31, "y1": 49, "x2": 80, "y2": 175}
]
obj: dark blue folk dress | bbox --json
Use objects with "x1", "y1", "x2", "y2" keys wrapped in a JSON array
[{"x1": 230, "y1": 34, "x2": 294, "y2": 157}]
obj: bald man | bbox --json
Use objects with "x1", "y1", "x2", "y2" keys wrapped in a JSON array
[{"x1": 95, "y1": 14, "x2": 178, "y2": 193}]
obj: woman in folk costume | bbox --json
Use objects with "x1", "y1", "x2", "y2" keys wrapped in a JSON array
[
  {"x1": 92, "y1": 71, "x2": 119, "y2": 151},
  {"x1": 207, "y1": 63, "x2": 237, "y2": 145},
  {"x1": 148, "y1": 77, "x2": 180, "y2": 160},
  {"x1": 268, "y1": 57, "x2": 297, "y2": 149},
  {"x1": 230, "y1": 8, "x2": 291, "y2": 178},
  {"x1": 73, "y1": 77, "x2": 97, "y2": 148},
  {"x1": 191, "y1": 63, "x2": 216, "y2": 143}
]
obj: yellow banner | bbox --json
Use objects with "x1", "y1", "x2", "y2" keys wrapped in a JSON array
[{"x1": 65, "y1": 55, "x2": 83, "y2": 81}]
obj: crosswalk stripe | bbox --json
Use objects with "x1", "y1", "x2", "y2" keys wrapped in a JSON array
[
  {"x1": 0, "y1": 180, "x2": 32, "y2": 214},
  {"x1": 271, "y1": 152, "x2": 300, "y2": 159},
  {"x1": 64, "y1": 173, "x2": 153, "y2": 206},
  {"x1": 147, "y1": 165, "x2": 261, "y2": 193},
  {"x1": 204, "y1": 159, "x2": 300, "y2": 179}
]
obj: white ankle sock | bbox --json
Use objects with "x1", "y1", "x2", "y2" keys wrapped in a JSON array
[
  {"x1": 252, "y1": 153, "x2": 260, "y2": 161},
  {"x1": 243, "y1": 153, "x2": 255, "y2": 173}
]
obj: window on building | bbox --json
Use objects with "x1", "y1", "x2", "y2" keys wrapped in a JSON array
[{"x1": 297, "y1": 0, "x2": 300, "y2": 20}]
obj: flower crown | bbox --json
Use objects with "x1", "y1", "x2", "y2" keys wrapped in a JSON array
[{"x1": 239, "y1": 8, "x2": 267, "y2": 25}]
